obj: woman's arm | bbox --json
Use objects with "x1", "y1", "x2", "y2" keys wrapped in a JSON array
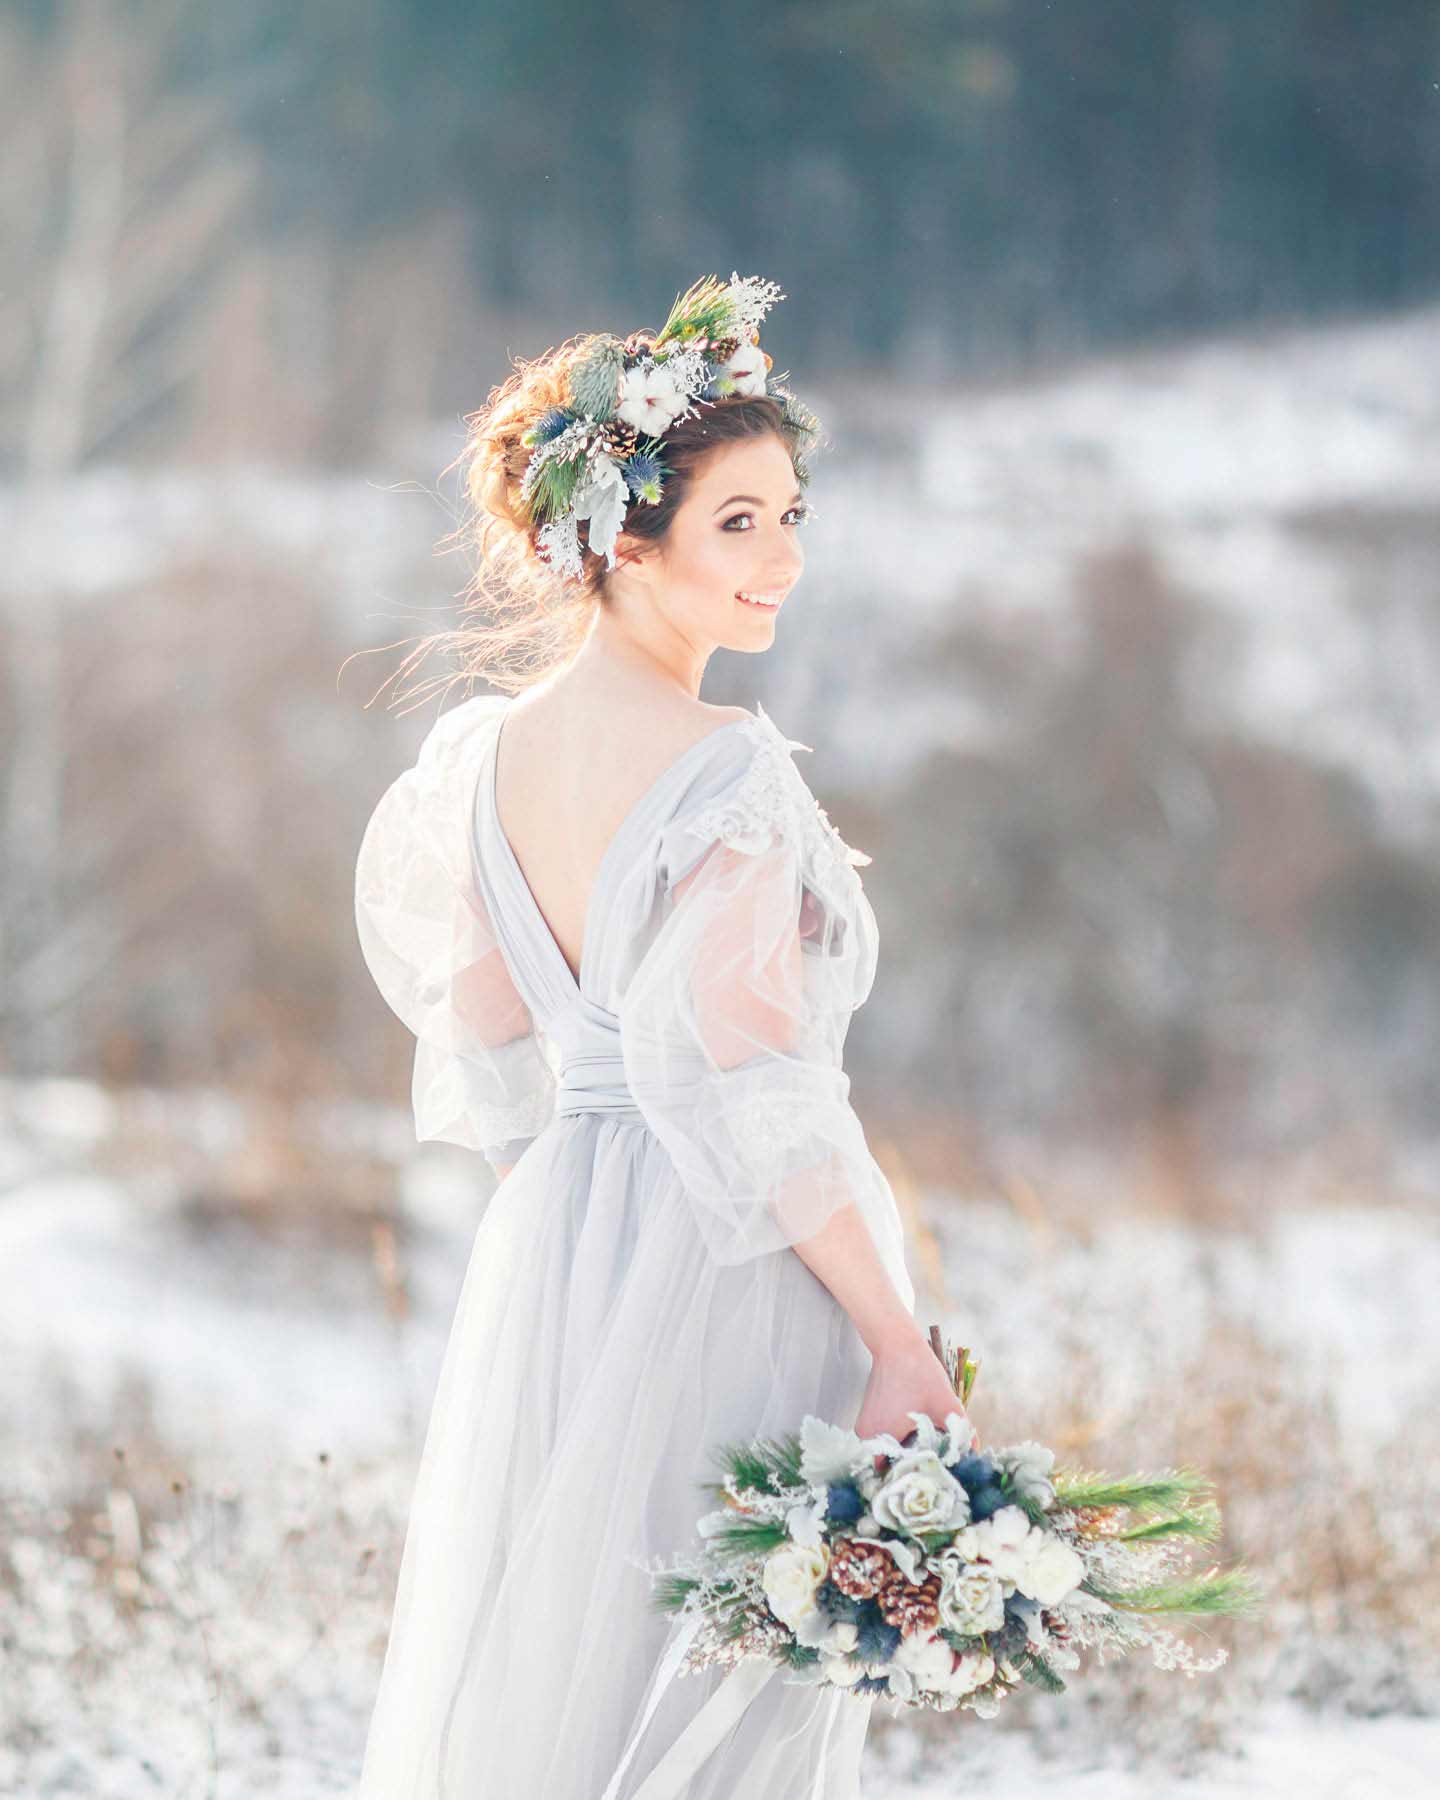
[
  {"x1": 789, "y1": 1200, "x2": 923, "y2": 1355},
  {"x1": 790, "y1": 1201, "x2": 979, "y2": 1448}
]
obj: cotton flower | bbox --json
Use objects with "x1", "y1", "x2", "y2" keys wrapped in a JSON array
[
  {"x1": 821, "y1": 1654, "x2": 866, "y2": 1686},
  {"x1": 615, "y1": 363, "x2": 686, "y2": 435},
  {"x1": 961, "y1": 1503, "x2": 1040, "y2": 1586},
  {"x1": 893, "y1": 1630, "x2": 993, "y2": 1698},
  {"x1": 717, "y1": 342, "x2": 768, "y2": 397},
  {"x1": 1014, "y1": 1534, "x2": 1086, "y2": 1607}
]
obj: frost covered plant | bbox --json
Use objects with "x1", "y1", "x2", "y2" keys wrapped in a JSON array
[{"x1": 646, "y1": 1330, "x2": 1265, "y2": 1719}]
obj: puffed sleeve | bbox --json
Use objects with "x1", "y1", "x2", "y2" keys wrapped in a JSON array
[
  {"x1": 354, "y1": 698, "x2": 556, "y2": 1171},
  {"x1": 618, "y1": 726, "x2": 906, "y2": 1269}
]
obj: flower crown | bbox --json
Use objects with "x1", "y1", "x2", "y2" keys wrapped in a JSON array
[{"x1": 517, "y1": 272, "x2": 822, "y2": 584}]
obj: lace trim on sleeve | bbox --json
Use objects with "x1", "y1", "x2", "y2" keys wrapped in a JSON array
[{"x1": 681, "y1": 703, "x2": 872, "y2": 906}]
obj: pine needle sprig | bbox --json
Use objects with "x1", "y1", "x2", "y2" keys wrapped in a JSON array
[
  {"x1": 1081, "y1": 1564, "x2": 1266, "y2": 1619},
  {"x1": 653, "y1": 275, "x2": 740, "y2": 353},
  {"x1": 692, "y1": 1516, "x2": 790, "y2": 1560},
  {"x1": 1117, "y1": 1503, "x2": 1223, "y2": 1545},
  {"x1": 1053, "y1": 1466, "x2": 1216, "y2": 1516},
  {"x1": 1012, "y1": 1649, "x2": 1068, "y2": 1693}
]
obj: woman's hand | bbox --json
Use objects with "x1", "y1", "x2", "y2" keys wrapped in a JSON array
[{"x1": 855, "y1": 1336, "x2": 979, "y2": 1452}]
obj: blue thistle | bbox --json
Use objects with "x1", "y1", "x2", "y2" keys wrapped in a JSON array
[
  {"x1": 947, "y1": 1453, "x2": 1000, "y2": 1495},
  {"x1": 855, "y1": 1616, "x2": 902, "y2": 1664},
  {"x1": 623, "y1": 450, "x2": 665, "y2": 505},
  {"x1": 815, "y1": 1580, "x2": 864, "y2": 1624},
  {"x1": 525, "y1": 406, "x2": 574, "y2": 448},
  {"x1": 854, "y1": 1674, "x2": 891, "y2": 1696},
  {"x1": 854, "y1": 1601, "x2": 901, "y2": 1664},
  {"x1": 825, "y1": 1482, "x2": 865, "y2": 1524},
  {"x1": 967, "y1": 1482, "x2": 1009, "y2": 1522}
]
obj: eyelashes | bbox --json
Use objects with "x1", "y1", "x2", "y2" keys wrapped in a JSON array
[{"x1": 722, "y1": 502, "x2": 816, "y2": 532}]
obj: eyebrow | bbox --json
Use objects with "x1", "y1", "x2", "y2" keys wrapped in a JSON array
[{"x1": 713, "y1": 491, "x2": 804, "y2": 515}]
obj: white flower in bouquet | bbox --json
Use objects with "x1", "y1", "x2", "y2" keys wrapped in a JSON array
[
  {"x1": 760, "y1": 1543, "x2": 829, "y2": 1631},
  {"x1": 958, "y1": 1504, "x2": 1041, "y2": 1586},
  {"x1": 892, "y1": 1631, "x2": 995, "y2": 1700},
  {"x1": 992, "y1": 1440, "x2": 1059, "y2": 1510},
  {"x1": 935, "y1": 1556, "x2": 1006, "y2": 1636},
  {"x1": 870, "y1": 1452, "x2": 971, "y2": 1538},
  {"x1": 821, "y1": 1654, "x2": 866, "y2": 1686},
  {"x1": 1014, "y1": 1534, "x2": 1087, "y2": 1607},
  {"x1": 615, "y1": 363, "x2": 686, "y2": 435},
  {"x1": 941, "y1": 1648, "x2": 997, "y2": 1698}
]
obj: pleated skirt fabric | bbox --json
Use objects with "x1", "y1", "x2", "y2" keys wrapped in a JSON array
[{"x1": 356, "y1": 1109, "x2": 878, "y2": 1798}]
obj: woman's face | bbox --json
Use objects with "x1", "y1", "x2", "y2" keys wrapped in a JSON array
[{"x1": 613, "y1": 434, "x2": 809, "y2": 651}]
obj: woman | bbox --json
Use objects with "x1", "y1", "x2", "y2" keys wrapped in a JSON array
[{"x1": 353, "y1": 275, "x2": 973, "y2": 1797}]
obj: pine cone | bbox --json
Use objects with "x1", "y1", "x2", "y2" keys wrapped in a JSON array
[
  {"x1": 877, "y1": 1567, "x2": 942, "y2": 1637},
  {"x1": 706, "y1": 334, "x2": 741, "y2": 363},
  {"x1": 596, "y1": 419, "x2": 639, "y2": 463},
  {"x1": 1073, "y1": 1504, "x2": 1124, "y2": 1538},
  {"x1": 827, "y1": 1539, "x2": 891, "y2": 1600}
]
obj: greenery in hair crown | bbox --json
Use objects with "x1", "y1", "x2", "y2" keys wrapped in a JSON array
[{"x1": 517, "y1": 272, "x2": 822, "y2": 583}]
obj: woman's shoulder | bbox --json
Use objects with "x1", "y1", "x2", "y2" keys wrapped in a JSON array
[{"x1": 658, "y1": 701, "x2": 873, "y2": 894}]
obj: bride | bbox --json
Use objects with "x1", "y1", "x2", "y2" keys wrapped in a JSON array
[{"x1": 353, "y1": 275, "x2": 974, "y2": 1797}]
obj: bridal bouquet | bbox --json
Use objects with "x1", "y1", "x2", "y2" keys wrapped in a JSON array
[{"x1": 650, "y1": 1330, "x2": 1263, "y2": 1715}]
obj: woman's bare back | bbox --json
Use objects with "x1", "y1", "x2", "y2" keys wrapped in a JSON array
[{"x1": 492, "y1": 683, "x2": 751, "y2": 985}]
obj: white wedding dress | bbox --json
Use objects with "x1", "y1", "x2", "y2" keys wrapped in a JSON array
[{"x1": 352, "y1": 693, "x2": 916, "y2": 1797}]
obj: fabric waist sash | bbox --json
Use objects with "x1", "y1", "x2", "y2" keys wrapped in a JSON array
[{"x1": 554, "y1": 1048, "x2": 643, "y2": 1121}]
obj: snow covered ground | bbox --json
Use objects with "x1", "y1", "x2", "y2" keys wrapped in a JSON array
[{"x1": 3, "y1": 1079, "x2": 1438, "y2": 1796}]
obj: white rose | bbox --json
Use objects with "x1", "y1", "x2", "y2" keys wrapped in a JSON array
[
  {"x1": 1015, "y1": 1535, "x2": 1086, "y2": 1607},
  {"x1": 760, "y1": 1543, "x2": 829, "y2": 1630},
  {"x1": 936, "y1": 1560, "x2": 1006, "y2": 1636},
  {"x1": 824, "y1": 1620, "x2": 859, "y2": 1653},
  {"x1": 870, "y1": 1452, "x2": 971, "y2": 1539}
]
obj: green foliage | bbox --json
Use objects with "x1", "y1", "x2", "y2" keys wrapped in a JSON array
[
  {"x1": 653, "y1": 275, "x2": 740, "y2": 351},
  {"x1": 1054, "y1": 1466, "x2": 1217, "y2": 1516},
  {"x1": 1118, "y1": 1503, "x2": 1222, "y2": 1545},
  {"x1": 651, "y1": 1572, "x2": 701, "y2": 1613},
  {"x1": 1081, "y1": 1563, "x2": 1266, "y2": 1619},
  {"x1": 707, "y1": 1431, "x2": 804, "y2": 1495},
  {"x1": 523, "y1": 450, "x2": 584, "y2": 524},
  {"x1": 1013, "y1": 1648, "x2": 1067, "y2": 1693},
  {"x1": 569, "y1": 336, "x2": 625, "y2": 421}
]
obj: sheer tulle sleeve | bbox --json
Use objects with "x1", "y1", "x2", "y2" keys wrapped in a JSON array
[
  {"x1": 354, "y1": 700, "x2": 556, "y2": 1172},
  {"x1": 618, "y1": 726, "x2": 898, "y2": 1266}
]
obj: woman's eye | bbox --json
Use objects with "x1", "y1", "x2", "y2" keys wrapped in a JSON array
[{"x1": 722, "y1": 504, "x2": 814, "y2": 531}]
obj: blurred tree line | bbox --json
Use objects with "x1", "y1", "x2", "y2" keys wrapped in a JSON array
[{"x1": 4, "y1": 0, "x2": 1440, "y2": 473}]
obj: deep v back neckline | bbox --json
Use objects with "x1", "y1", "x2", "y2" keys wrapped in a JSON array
[{"x1": 484, "y1": 707, "x2": 757, "y2": 997}]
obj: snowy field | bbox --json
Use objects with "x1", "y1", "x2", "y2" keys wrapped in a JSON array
[{"x1": 3, "y1": 1079, "x2": 1438, "y2": 1797}]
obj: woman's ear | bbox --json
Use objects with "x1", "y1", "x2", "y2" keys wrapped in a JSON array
[{"x1": 611, "y1": 529, "x2": 655, "y2": 578}]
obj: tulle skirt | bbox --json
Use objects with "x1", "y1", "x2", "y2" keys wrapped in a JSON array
[{"x1": 356, "y1": 1110, "x2": 878, "y2": 1798}]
